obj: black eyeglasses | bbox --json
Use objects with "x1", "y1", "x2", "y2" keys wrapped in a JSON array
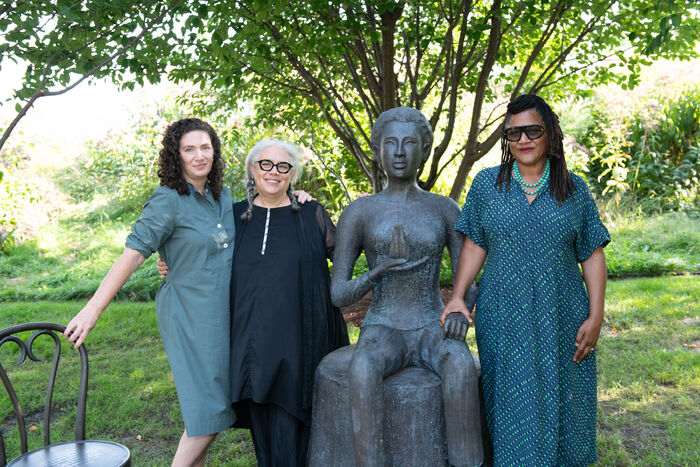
[
  {"x1": 503, "y1": 124, "x2": 545, "y2": 142},
  {"x1": 256, "y1": 159, "x2": 293, "y2": 174}
]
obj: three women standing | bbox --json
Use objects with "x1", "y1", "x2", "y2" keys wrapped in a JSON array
[{"x1": 443, "y1": 94, "x2": 609, "y2": 466}]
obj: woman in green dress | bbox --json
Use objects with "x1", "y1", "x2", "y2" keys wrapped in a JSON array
[
  {"x1": 442, "y1": 94, "x2": 609, "y2": 466},
  {"x1": 64, "y1": 118, "x2": 237, "y2": 466}
]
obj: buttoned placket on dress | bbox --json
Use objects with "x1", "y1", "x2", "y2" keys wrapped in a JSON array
[
  {"x1": 260, "y1": 208, "x2": 271, "y2": 255},
  {"x1": 518, "y1": 180, "x2": 547, "y2": 307},
  {"x1": 197, "y1": 185, "x2": 229, "y2": 250}
]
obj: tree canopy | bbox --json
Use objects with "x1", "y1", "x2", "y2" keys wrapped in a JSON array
[
  {"x1": 2, "y1": 1, "x2": 698, "y2": 198},
  {"x1": 0, "y1": 0, "x2": 184, "y2": 149}
]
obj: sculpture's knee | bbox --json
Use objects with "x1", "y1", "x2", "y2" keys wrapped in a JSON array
[
  {"x1": 440, "y1": 351, "x2": 478, "y2": 389},
  {"x1": 349, "y1": 351, "x2": 382, "y2": 390}
]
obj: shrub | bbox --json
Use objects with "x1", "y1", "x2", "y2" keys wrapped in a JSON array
[
  {"x1": 560, "y1": 87, "x2": 700, "y2": 213},
  {"x1": 0, "y1": 131, "x2": 38, "y2": 252},
  {"x1": 627, "y1": 88, "x2": 700, "y2": 212}
]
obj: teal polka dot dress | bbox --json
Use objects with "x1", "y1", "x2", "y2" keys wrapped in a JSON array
[{"x1": 455, "y1": 166, "x2": 610, "y2": 466}]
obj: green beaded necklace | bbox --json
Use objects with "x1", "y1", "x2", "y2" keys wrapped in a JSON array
[{"x1": 513, "y1": 159, "x2": 550, "y2": 195}]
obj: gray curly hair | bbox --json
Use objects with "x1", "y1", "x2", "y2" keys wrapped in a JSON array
[{"x1": 241, "y1": 139, "x2": 302, "y2": 222}]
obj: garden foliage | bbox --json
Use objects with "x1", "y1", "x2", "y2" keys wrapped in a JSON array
[
  {"x1": 0, "y1": 131, "x2": 37, "y2": 252},
  {"x1": 564, "y1": 86, "x2": 700, "y2": 213}
]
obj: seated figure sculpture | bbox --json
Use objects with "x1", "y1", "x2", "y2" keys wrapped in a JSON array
[{"x1": 331, "y1": 107, "x2": 483, "y2": 467}]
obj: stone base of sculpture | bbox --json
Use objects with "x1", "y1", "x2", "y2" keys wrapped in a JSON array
[{"x1": 308, "y1": 345, "x2": 492, "y2": 466}]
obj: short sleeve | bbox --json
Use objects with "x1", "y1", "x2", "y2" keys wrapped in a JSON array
[
  {"x1": 574, "y1": 178, "x2": 610, "y2": 262},
  {"x1": 125, "y1": 188, "x2": 177, "y2": 259},
  {"x1": 455, "y1": 170, "x2": 487, "y2": 251}
]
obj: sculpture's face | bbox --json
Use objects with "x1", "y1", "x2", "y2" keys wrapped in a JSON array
[{"x1": 379, "y1": 121, "x2": 423, "y2": 180}]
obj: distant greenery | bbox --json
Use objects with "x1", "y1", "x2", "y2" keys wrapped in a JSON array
[
  {"x1": 1, "y1": 206, "x2": 697, "y2": 301},
  {"x1": 604, "y1": 212, "x2": 700, "y2": 277},
  {"x1": 563, "y1": 86, "x2": 700, "y2": 213},
  {"x1": 1, "y1": 68, "x2": 698, "y2": 298},
  {"x1": 1, "y1": 275, "x2": 697, "y2": 465},
  {"x1": 0, "y1": 129, "x2": 37, "y2": 253}
]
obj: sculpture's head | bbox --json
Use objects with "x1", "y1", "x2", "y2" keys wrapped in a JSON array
[{"x1": 371, "y1": 107, "x2": 433, "y2": 179}]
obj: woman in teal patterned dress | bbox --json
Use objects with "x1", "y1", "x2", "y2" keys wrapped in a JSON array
[{"x1": 441, "y1": 94, "x2": 609, "y2": 466}]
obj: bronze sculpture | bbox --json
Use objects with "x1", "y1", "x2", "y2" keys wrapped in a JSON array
[{"x1": 331, "y1": 107, "x2": 483, "y2": 467}]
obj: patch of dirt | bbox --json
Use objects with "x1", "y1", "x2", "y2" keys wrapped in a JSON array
[
  {"x1": 341, "y1": 285, "x2": 454, "y2": 327},
  {"x1": 6, "y1": 276, "x2": 27, "y2": 285}
]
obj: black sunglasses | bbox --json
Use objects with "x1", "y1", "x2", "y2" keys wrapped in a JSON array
[
  {"x1": 503, "y1": 124, "x2": 545, "y2": 142},
  {"x1": 256, "y1": 159, "x2": 293, "y2": 174}
]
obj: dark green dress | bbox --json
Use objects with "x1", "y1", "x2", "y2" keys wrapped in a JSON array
[
  {"x1": 455, "y1": 167, "x2": 610, "y2": 466},
  {"x1": 125, "y1": 184, "x2": 236, "y2": 437}
]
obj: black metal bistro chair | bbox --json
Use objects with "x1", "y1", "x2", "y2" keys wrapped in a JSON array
[{"x1": 0, "y1": 322, "x2": 131, "y2": 466}]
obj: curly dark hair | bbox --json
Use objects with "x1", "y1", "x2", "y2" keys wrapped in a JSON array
[
  {"x1": 495, "y1": 94, "x2": 574, "y2": 205},
  {"x1": 157, "y1": 118, "x2": 224, "y2": 200}
]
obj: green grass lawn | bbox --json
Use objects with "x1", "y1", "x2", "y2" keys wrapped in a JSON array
[{"x1": 0, "y1": 275, "x2": 697, "y2": 465}]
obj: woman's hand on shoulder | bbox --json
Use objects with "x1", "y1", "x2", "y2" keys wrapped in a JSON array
[{"x1": 294, "y1": 190, "x2": 315, "y2": 204}]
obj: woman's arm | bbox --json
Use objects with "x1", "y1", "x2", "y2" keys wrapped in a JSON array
[
  {"x1": 574, "y1": 246, "x2": 606, "y2": 363},
  {"x1": 63, "y1": 248, "x2": 145, "y2": 348},
  {"x1": 440, "y1": 236, "x2": 486, "y2": 326}
]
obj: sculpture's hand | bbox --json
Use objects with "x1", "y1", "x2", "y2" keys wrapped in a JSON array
[
  {"x1": 442, "y1": 312, "x2": 470, "y2": 340},
  {"x1": 366, "y1": 224, "x2": 428, "y2": 281},
  {"x1": 386, "y1": 255, "x2": 429, "y2": 272},
  {"x1": 367, "y1": 257, "x2": 408, "y2": 282},
  {"x1": 440, "y1": 297, "x2": 473, "y2": 327},
  {"x1": 157, "y1": 256, "x2": 169, "y2": 280},
  {"x1": 368, "y1": 255, "x2": 430, "y2": 282}
]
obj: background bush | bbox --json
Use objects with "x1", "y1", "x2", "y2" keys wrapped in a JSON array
[{"x1": 562, "y1": 86, "x2": 700, "y2": 213}]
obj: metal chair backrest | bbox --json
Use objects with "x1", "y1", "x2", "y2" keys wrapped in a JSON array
[{"x1": 0, "y1": 322, "x2": 88, "y2": 465}]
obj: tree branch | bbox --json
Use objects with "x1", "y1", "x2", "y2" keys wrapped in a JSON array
[
  {"x1": 0, "y1": 0, "x2": 182, "y2": 151},
  {"x1": 449, "y1": 0, "x2": 502, "y2": 200}
]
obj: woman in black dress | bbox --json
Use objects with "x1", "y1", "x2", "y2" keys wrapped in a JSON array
[{"x1": 230, "y1": 139, "x2": 349, "y2": 466}]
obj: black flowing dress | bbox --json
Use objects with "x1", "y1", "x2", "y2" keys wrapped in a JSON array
[
  {"x1": 230, "y1": 200, "x2": 349, "y2": 433},
  {"x1": 231, "y1": 203, "x2": 305, "y2": 422}
]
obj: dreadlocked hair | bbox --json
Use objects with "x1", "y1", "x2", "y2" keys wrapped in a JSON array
[
  {"x1": 496, "y1": 94, "x2": 574, "y2": 205},
  {"x1": 240, "y1": 139, "x2": 302, "y2": 222}
]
